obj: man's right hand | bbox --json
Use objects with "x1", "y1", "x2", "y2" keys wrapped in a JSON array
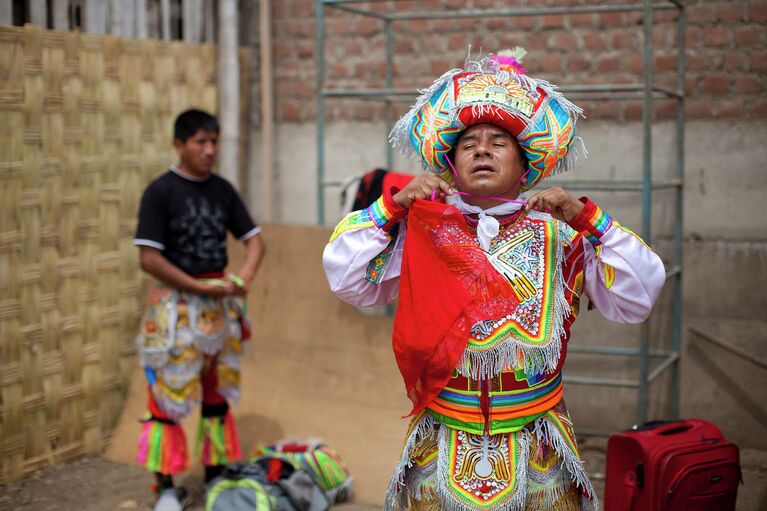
[
  {"x1": 393, "y1": 174, "x2": 454, "y2": 208},
  {"x1": 139, "y1": 246, "x2": 248, "y2": 297},
  {"x1": 197, "y1": 280, "x2": 237, "y2": 297}
]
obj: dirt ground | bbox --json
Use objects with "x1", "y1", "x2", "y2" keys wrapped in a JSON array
[{"x1": 1, "y1": 441, "x2": 765, "y2": 511}]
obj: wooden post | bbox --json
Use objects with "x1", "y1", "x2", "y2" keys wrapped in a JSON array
[
  {"x1": 242, "y1": 0, "x2": 258, "y2": 211},
  {"x1": 52, "y1": 0, "x2": 69, "y2": 31},
  {"x1": 218, "y1": 0, "x2": 240, "y2": 187},
  {"x1": 260, "y1": 0, "x2": 274, "y2": 221}
]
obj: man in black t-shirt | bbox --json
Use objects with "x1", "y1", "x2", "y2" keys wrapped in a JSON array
[{"x1": 133, "y1": 109, "x2": 264, "y2": 511}]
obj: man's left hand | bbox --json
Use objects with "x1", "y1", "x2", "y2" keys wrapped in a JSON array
[
  {"x1": 525, "y1": 187, "x2": 584, "y2": 222},
  {"x1": 231, "y1": 272, "x2": 252, "y2": 295}
]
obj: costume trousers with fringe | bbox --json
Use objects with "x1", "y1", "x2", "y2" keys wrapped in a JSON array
[
  {"x1": 384, "y1": 402, "x2": 598, "y2": 511},
  {"x1": 134, "y1": 283, "x2": 247, "y2": 475}
]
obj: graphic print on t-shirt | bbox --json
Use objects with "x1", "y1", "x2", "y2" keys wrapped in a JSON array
[{"x1": 170, "y1": 196, "x2": 228, "y2": 272}]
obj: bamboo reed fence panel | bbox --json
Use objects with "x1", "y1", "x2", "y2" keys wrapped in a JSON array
[{"x1": 0, "y1": 24, "x2": 250, "y2": 484}]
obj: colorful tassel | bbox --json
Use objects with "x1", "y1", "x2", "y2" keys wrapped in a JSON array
[
  {"x1": 135, "y1": 418, "x2": 188, "y2": 474},
  {"x1": 197, "y1": 411, "x2": 242, "y2": 466}
]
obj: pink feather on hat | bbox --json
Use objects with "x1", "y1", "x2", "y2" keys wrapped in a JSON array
[{"x1": 490, "y1": 47, "x2": 528, "y2": 75}]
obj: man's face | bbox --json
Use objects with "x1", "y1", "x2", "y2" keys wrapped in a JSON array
[
  {"x1": 174, "y1": 129, "x2": 218, "y2": 176},
  {"x1": 453, "y1": 123, "x2": 526, "y2": 198}
]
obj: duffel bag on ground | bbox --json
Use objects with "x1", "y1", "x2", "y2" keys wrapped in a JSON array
[
  {"x1": 206, "y1": 459, "x2": 329, "y2": 511},
  {"x1": 252, "y1": 441, "x2": 354, "y2": 505}
]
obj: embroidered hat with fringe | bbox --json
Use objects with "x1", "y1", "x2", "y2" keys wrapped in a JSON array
[{"x1": 390, "y1": 48, "x2": 585, "y2": 191}]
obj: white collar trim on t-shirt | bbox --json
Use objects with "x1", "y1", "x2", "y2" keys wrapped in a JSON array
[{"x1": 170, "y1": 165, "x2": 211, "y2": 182}]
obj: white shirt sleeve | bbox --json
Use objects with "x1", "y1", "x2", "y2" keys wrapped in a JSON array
[
  {"x1": 582, "y1": 224, "x2": 666, "y2": 324},
  {"x1": 322, "y1": 223, "x2": 404, "y2": 308}
]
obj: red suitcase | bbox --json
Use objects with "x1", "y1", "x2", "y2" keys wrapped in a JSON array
[{"x1": 604, "y1": 419, "x2": 740, "y2": 511}]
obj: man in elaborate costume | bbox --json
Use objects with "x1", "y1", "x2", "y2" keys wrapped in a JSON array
[
  {"x1": 133, "y1": 109, "x2": 264, "y2": 511},
  {"x1": 322, "y1": 50, "x2": 665, "y2": 510}
]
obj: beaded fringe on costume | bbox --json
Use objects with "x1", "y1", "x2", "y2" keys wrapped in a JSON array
[
  {"x1": 384, "y1": 406, "x2": 598, "y2": 511},
  {"x1": 135, "y1": 419, "x2": 188, "y2": 475},
  {"x1": 197, "y1": 410, "x2": 242, "y2": 466}
]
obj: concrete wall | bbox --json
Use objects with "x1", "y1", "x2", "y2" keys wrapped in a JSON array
[
  {"x1": 247, "y1": 120, "x2": 767, "y2": 234},
  {"x1": 244, "y1": 118, "x2": 767, "y2": 448}
]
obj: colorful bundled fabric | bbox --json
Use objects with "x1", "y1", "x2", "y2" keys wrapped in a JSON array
[
  {"x1": 251, "y1": 441, "x2": 354, "y2": 502},
  {"x1": 390, "y1": 48, "x2": 584, "y2": 191}
]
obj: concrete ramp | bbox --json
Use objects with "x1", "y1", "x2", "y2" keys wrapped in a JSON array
[{"x1": 105, "y1": 225, "x2": 410, "y2": 505}]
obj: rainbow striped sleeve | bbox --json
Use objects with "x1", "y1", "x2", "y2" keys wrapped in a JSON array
[
  {"x1": 568, "y1": 197, "x2": 613, "y2": 245},
  {"x1": 367, "y1": 189, "x2": 407, "y2": 231},
  {"x1": 328, "y1": 190, "x2": 407, "y2": 243}
]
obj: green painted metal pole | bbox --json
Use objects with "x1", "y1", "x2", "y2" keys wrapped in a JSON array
[
  {"x1": 670, "y1": 2, "x2": 686, "y2": 419},
  {"x1": 638, "y1": 0, "x2": 654, "y2": 426},
  {"x1": 316, "y1": 1, "x2": 326, "y2": 225}
]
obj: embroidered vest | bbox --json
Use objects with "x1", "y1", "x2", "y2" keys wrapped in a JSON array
[{"x1": 424, "y1": 212, "x2": 574, "y2": 435}]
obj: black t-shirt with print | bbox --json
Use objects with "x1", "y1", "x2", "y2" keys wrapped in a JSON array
[{"x1": 134, "y1": 169, "x2": 258, "y2": 275}]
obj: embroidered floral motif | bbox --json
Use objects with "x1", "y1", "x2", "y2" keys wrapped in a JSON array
[{"x1": 366, "y1": 231, "x2": 398, "y2": 284}]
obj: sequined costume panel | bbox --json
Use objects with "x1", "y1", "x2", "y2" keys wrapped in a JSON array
[{"x1": 386, "y1": 403, "x2": 597, "y2": 511}]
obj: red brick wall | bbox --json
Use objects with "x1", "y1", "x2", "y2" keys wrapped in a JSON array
[{"x1": 271, "y1": 0, "x2": 767, "y2": 123}]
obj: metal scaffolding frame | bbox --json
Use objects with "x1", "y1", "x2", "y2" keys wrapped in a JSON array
[{"x1": 315, "y1": 0, "x2": 685, "y2": 433}]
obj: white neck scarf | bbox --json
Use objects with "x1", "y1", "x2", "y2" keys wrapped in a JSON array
[{"x1": 447, "y1": 194, "x2": 525, "y2": 250}]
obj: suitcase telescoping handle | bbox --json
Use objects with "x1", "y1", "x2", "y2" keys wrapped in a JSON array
[
  {"x1": 631, "y1": 420, "x2": 670, "y2": 431},
  {"x1": 634, "y1": 420, "x2": 721, "y2": 443},
  {"x1": 633, "y1": 420, "x2": 699, "y2": 437}
]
